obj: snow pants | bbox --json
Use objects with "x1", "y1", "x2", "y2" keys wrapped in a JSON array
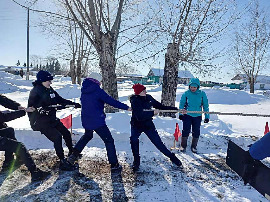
[
  {"x1": 130, "y1": 123, "x2": 174, "y2": 161},
  {"x1": 38, "y1": 121, "x2": 73, "y2": 160},
  {"x1": 74, "y1": 125, "x2": 118, "y2": 165},
  {"x1": 0, "y1": 127, "x2": 36, "y2": 172},
  {"x1": 182, "y1": 115, "x2": 202, "y2": 138}
]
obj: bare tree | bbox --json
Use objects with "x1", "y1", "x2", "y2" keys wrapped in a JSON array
[
  {"x1": 62, "y1": 0, "x2": 124, "y2": 112},
  {"x1": 151, "y1": 0, "x2": 237, "y2": 116},
  {"x1": 38, "y1": 2, "x2": 95, "y2": 85},
  {"x1": 232, "y1": 1, "x2": 270, "y2": 93}
]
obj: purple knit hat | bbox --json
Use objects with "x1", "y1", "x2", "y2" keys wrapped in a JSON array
[{"x1": 85, "y1": 77, "x2": 101, "y2": 85}]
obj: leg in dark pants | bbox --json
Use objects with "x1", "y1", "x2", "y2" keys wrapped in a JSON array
[
  {"x1": 130, "y1": 126, "x2": 142, "y2": 168},
  {"x1": 74, "y1": 129, "x2": 94, "y2": 153},
  {"x1": 55, "y1": 122, "x2": 73, "y2": 153},
  {"x1": 144, "y1": 127, "x2": 174, "y2": 159},
  {"x1": 0, "y1": 127, "x2": 17, "y2": 166},
  {"x1": 74, "y1": 125, "x2": 118, "y2": 165},
  {"x1": 95, "y1": 125, "x2": 118, "y2": 165},
  {"x1": 0, "y1": 137, "x2": 36, "y2": 173},
  {"x1": 191, "y1": 116, "x2": 202, "y2": 153},
  {"x1": 39, "y1": 127, "x2": 65, "y2": 160},
  {"x1": 182, "y1": 115, "x2": 192, "y2": 138},
  {"x1": 191, "y1": 116, "x2": 202, "y2": 138}
]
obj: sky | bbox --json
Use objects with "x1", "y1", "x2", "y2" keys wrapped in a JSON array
[{"x1": 1, "y1": 0, "x2": 270, "y2": 83}]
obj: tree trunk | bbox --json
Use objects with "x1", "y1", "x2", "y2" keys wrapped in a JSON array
[
  {"x1": 99, "y1": 33, "x2": 119, "y2": 113},
  {"x1": 161, "y1": 43, "x2": 179, "y2": 117},
  {"x1": 76, "y1": 58, "x2": 82, "y2": 85},
  {"x1": 70, "y1": 58, "x2": 76, "y2": 84},
  {"x1": 250, "y1": 77, "x2": 255, "y2": 93}
]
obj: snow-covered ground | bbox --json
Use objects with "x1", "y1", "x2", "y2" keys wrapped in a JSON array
[{"x1": 0, "y1": 71, "x2": 269, "y2": 201}]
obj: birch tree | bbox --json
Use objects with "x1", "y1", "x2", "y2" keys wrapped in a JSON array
[
  {"x1": 62, "y1": 0, "x2": 124, "y2": 112},
  {"x1": 232, "y1": 1, "x2": 270, "y2": 93},
  {"x1": 38, "y1": 2, "x2": 95, "y2": 85},
  {"x1": 153, "y1": 0, "x2": 237, "y2": 116}
]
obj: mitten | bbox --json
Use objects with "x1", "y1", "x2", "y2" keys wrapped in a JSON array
[
  {"x1": 204, "y1": 118, "x2": 209, "y2": 123},
  {"x1": 179, "y1": 115, "x2": 184, "y2": 120}
]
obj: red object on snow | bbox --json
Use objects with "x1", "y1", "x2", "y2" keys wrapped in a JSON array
[
  {"x1": 60, "y1": 114, "x2": 72, "y2": 129},
  {"x1": 264, "y1": 122, "x2": 269, "y2": 135},
  {"x1": 174, "y1": 123, "x2": 182, "y2": 142}
]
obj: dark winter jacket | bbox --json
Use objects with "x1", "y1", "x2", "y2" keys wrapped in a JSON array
[
  {"x1": 130, "y1": 94, "x2": 178, "y2": 130},
  {"x1": 0, "y1": 94, "x2": 21, "y2": 129},
  {"x1": 81, "y1": 78, "x2": 129, "y2": 130},
  {"x1": 27, "y1": 82, "x2": 75, "y2": 130},
  {"x1": 249, "y1": 132, "x2": 270, "y2": 160},
  {"x1": 0, "y1": 110, "x2": 26, "y2": 141}
]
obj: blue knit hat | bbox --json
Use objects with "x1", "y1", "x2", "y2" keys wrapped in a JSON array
[
  {"x1": 190, "y1": 83, "x2": 198, "y2": 88},
  {"x1": 36, "y1": 70, "x2": 53, "y2": 82}
]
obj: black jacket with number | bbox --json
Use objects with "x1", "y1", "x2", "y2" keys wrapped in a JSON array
[
  {"x1": 0, "y1": 94, "x2": 21, "y2": 129},
  {"x1": 27, "y1": 82, "x2": 75, "y2": 130},
  {"x1": 130, "y1": 94, "x2": 178, "y2": 130}
]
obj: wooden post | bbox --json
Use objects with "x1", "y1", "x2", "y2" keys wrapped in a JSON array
[{"x1": 170, "y1": 140, "x2": 179, "y2": 150}]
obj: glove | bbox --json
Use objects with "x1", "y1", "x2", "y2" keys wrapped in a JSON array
[
  {"x1": 74, "y1": 103, "x2": 81, "y2": 108},
  {"x1": 204, "y1": 118, "x2": 209, "y2": 123},
  {"x1": 179, "y1": 115, "x2": 184, "y2": 120}
]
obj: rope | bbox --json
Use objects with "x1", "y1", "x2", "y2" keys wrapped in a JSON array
[{"x1": 143, "y1": 109, "x2": 270, "y2": 118}]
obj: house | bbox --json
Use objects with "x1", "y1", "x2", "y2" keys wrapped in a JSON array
[
  {"x1": 117, "y1": 74, "x2": 144, "y2": 84},
  {"x1": 231, "y1": 74, "x2": 270, "y2": 90},
  {"x1": 147, "y1": 68, "x2": 194, "y2": 84}
]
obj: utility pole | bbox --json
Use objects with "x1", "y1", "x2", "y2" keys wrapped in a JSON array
[{"x1": 26, "y1": 7, "x2": 30, "y2": 80}]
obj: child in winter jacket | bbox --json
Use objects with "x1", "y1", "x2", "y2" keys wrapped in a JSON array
[
  {"x1": 0, "y1": 94, "x2": 49, "y2": 181},
  {"x1": 68, "y1": 76, "x2": 131, "y2": 172},
  {"x1": 130, "y1": 83, "x2": 183, "y2": 171},
  {"x1": 28, "y1": 70, "x2": 81, "y2": 171},
  {"x1": 179, "y1": 78, "x2": 209, "y2": 153}
]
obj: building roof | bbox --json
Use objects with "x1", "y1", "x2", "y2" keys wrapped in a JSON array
[
  {"x1": 149, "y1": 68, "x2": 194, "y2": 78},
  {"x1": 232, "y1": 74, "x2": 270, "y2": 84}
]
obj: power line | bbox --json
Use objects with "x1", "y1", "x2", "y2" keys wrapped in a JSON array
[{"x1": 10, "y1": 0, "x2": 72, "y2": 21}]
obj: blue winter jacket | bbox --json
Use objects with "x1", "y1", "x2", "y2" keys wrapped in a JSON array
[
  {"x1": 81, "y1": 78, "x2": 129, "y2": 130},
  {"x1": 179, "y1": 78, "x2": 209, "y2": 119},
  {"x1": 249, "y1": 132, "x2": 270, "y2": 160}
]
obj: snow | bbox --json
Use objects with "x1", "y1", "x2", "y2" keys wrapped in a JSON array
[{"x1": 0, "y1": 71, "x2": 269, "y2": 201}]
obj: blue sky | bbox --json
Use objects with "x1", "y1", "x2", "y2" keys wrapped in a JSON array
[
  {"x1": 1, "y1": 0, "x2": 270, "y2": 83},
  {"x1": 0, "y1": 0, "x2": 55, "y2": 67}
]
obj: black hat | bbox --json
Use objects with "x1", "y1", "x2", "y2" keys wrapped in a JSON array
[{"x1": 36, "y1": 70, "x2": 53, "y2": 82}]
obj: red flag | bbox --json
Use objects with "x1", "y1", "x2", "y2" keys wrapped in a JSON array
[
  {"x1": 174, "y1": 123, "x2": 181, "y2": 142},
  {"x1": 60, "y1": 114, "x2": 72, "y2": 129},
  {"x1": 264, "y1": 122, "x2": 269, "y2": 135}
]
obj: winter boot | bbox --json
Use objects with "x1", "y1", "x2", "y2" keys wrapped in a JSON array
[
  {"x1": 170, "y1": 153, "x2": 183, "y2": 168},
  {"x1": 31, "y1": 168, "x2": 50, "y2": 181},
  {"x1": 59, "y1": 158, "x2": 76, "y2": 171},
  {"x1": 111, "y1": 163, "x2": 122, "y2": 173},
  {"x1": 180, "y1": 137, "x2": 188, "y2": 152},
  {"x1": 67, "y1": 154, "x2": 79, "y2": 165},
  {"x1": 132, "y1": 156, "x2": 140, "y2": 171},
  {"x1": 191, "y1": 137, "x2": 199, "y2": 153}
]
